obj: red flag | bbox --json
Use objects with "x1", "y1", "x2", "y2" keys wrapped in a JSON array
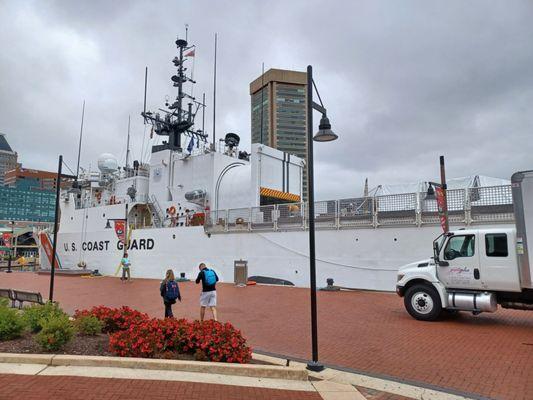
[
  {"x1": 184, "y1": 49, "x2": 195, "y2": 57},
  {"x1": 114, "y1": 220, "x2": 126, "y2": 243},
  {"x1": 435, "y1": 187, "x2": 448, "y2": 233},
  {"x1": 2, "y1": 233, "x2": 12, "y2": 249}
]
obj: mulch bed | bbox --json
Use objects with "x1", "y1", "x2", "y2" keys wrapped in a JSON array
[
  {"x1": 0, "y1": 334, "x2": 265, "y2": 364},
  {"x1": 0, "y1": 333, "x2": 200, "y2": 360},
  {"x1": 0, "y1": 333, "x2": 112, "y2": 356}
]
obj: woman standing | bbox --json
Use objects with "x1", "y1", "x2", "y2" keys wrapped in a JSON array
[{"x1": 160, "y1": 269, "x2": 181, "y2": 318}]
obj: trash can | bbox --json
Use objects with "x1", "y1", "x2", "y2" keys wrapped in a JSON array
[{"x1": 234, "y1": 259, "x2": 248, "y2": 286}]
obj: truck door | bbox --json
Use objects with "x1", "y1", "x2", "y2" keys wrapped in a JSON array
[
  {"x1": 438, "y1": 234, "x2": 483, "y2": 290},
  {"x1": 480, "y1": 232, "x2": 521, "y2": 291}
]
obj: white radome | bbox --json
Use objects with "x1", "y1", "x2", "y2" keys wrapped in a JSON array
[{"x1": 97, "y1": 153, "x2": 118, "y2": 173}]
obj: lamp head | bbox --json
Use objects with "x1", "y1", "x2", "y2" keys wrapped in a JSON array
[
  {"x1": 425, "y1": 183, "x2": 436, "y2": 200},
  {"x1": 313, "y1": 114, "x2": 338, "y2": 142}
]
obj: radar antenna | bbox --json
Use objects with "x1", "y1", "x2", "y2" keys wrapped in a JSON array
[{"x1": 142, "y1": 34, "x2": 208, "y2": 152}]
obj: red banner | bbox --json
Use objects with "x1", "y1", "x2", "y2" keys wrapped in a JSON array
[
  {"x1": 435, "y1": 187, "x2": 448, "y2": 233},
  {"x1": 2, "y1": 233, "x2": 12, "y2": 249},
  {"x1": 114, "y1": 220, "x2": 126, "y2": 243}
]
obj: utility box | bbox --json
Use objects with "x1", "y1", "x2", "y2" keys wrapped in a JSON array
[{"x1": 234, "y1": 259, "x2": 248, "y2": 286}]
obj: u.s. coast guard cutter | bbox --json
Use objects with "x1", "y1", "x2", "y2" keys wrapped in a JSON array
[{"x1": 38, "y1": 36, "x2": 516, "y2": 291}]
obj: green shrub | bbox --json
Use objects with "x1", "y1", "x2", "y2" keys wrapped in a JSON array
[
  {"x1": 0, "y1": 307, "x2": 26, "y2": 340},
  {"x1": 74, "y1": 315, "x2": 103, "y2": 336},
  {"x1": 23, "y1": 302, "x2": 67, "y2": 333},
  {"x1": 0, "y1": 298, "x2": 10, "y2": 309},
  {"x1": 35, "y1": 315, "x2": 74, "y2": 351}
]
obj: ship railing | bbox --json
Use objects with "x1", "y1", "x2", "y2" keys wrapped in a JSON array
[
  {"x1": 74, "y1": 193, "x2": 150, "y2": 209},
  {"x1": 204, "y1": 184, "x2": 514, "y2": 233}
]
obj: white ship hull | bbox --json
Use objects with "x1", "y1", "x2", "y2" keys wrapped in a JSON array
[{"x1": 47, "y1": 222, "x2": 513, "y2": 291}]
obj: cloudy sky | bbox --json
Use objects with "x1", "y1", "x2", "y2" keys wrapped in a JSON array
[{"x1": 1, "y1": 0, "x2": 532, "y2": 199}]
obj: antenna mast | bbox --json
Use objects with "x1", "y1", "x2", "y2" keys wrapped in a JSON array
[
  {"x1": 126, "y1": 115, "x2": 131, "y2": 169},
  {"x1": 212, "y1": 33, "x2": 217, "y2": 147},
  {"x1": 141, "y1": 32, "x2": 207, "y2": 153},
  {"x1": 75, "y1": 100, "x2": 85, "y2": 178}
]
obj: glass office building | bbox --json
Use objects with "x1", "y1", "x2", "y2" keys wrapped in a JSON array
[
  {"x1": 250, "y1": 69, "x2": 309, "y2": 200},
  {"x1": 0, "y1": 133, "x2": 18, "y2": 186}
]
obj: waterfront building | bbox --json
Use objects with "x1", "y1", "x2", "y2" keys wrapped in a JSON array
[
  {"x1": 5, "y1": 166, "x2": 64, "y2": 190},
  {"x1": 0, "y1": 135, "x2": 64, "y2": 223},
  {"x1": 250, "y1": 69, "x2": 308, "y2": 199},
  {"x1": 0, "y1": 133, "x2": 18, "y2": 186}
]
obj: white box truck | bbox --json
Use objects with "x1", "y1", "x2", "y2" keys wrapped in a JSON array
[{"x1": 396, "y1": 170, "x2": 533, "y2": 321}]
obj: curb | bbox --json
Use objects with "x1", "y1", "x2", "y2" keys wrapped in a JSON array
[
  {"x1": 252, "y1": 350, "x2": 477, "y2": 400},
  {"x1": 0, "y1": 353, "x2": 308, "y2": 381}
]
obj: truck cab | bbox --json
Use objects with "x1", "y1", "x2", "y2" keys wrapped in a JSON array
[{"x1": 397, "y1": 226, "x2": 533, "y2": 320}]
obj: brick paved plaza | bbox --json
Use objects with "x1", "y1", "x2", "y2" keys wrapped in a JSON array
[{"x1": 1, "y1": 272, "x2": 532, "y2": 400}]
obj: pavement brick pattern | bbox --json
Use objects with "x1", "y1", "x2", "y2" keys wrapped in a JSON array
[
  {"x1": 355, "y1": 387, "x2": 412, "y2": 400},
  {"x1": 2, "y1": 273, "x2": 533, "y2": 400},
  {"x1": 0, "y1": 374, "x2": 322, "y2": 400}
]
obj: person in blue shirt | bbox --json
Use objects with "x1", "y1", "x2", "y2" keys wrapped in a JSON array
[{"x1": 195, "y1": 263, "x2": 219, "y2": 322}]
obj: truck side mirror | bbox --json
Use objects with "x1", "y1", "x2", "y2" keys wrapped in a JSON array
[{"x1": 433, "y1": 241, "x2": 440, "y2": 263}]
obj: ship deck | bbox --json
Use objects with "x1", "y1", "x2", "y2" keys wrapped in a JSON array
[{"x1": 1, "y1": 272, "x2": 532, "y2": 400}]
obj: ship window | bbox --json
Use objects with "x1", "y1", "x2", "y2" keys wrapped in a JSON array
[
  {"x1": 444, "y1": 235, "x2": 475, "y2": 260},
  {"x1": 485, "y1": 233, "x2": 508, "y2": 257}
]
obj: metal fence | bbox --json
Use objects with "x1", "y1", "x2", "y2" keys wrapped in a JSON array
[{"x1": 205, "y1": 185, "x2": 515, "y2": 233}]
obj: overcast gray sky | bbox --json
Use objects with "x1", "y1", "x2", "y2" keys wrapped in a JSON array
[{"x1": 1, "y1": 0, "x2": 532, "y2": 199}]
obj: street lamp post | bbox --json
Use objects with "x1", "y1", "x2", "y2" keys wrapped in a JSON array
[
  {"x1": 306, "y1": 65, "x2": 338, "y2": 372},
  {"x1": 425, "y1": 156, "x2": 449, "y2": 233},
  {"x1": 49, "y1": 155, "x2": 63, "y2": 302},
  {"x1": 6, "y1": 221, "x2": 14, "y2": 273}
]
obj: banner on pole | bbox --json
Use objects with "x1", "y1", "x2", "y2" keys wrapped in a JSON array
[
  {"x1": 435, "y1": 187, "x2": 448, "y2": 233},
  {"x1": 2, "y1": 233, "x2": 12, "y2": 249},
  {"x1": 114, "y1": 220, "x2": 126, "y2": 243}
]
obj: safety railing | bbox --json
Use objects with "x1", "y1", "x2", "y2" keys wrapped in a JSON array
[{"x1": 205, "y1": 185, "x2": 515, "y2": 234}]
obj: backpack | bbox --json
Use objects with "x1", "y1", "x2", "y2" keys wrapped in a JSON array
[
  {"x1": 165, "y1": 280, "x2": 180, "y2": 300},
  {"x1": 204, "y1": 269, "x2": 217, "y2": 286}
]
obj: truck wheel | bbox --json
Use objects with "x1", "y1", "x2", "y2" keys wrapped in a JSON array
[{"x1": 404, "y1": 284, "x2": 442, "y2": 321}]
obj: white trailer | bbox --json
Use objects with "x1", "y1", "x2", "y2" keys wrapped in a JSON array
[{"x1": 396, "y1": 170, "x2": 533, "y2": 321}]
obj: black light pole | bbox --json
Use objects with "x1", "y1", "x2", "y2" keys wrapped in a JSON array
[
  {"x1": 49, "y1": 155, "x2": 63, "y2": 302},
  {"x1": 426, "y1": 156, "x2": 449, "y2": 233},
  {"x1": 306, "y1": 65, "x2": 338, "y2": 372},
  {"x1": 6, "y1": 221, "x2": 14, "y2": 273}
]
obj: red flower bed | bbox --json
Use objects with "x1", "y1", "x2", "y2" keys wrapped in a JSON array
[
  {"x1": 109, "y1": 318, "x2": 190, "y2": 358},
  {"x1": 74, "y1": 306, "x2": 149, "y2": 333},
  {"x1": 74, "y1": 306, "x2": 252, "y2": 363},
  {"x1": 107, "y1": 318, "x2": 251, "y2": 363},
  {"x1": 187, "y1": 320, "x2": 252, "y2": 363}
]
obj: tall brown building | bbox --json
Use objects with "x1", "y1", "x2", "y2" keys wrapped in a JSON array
[
  {"x1": 250, "y1": 69, "x2": 308, "y2": 200},
  {"x1": 0, "y1": 133, "x2": 18, "y2": 186}
]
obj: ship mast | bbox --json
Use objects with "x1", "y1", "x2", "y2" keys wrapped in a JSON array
[{"x1": 142, "y1": 35, "x2": 207, "y2": 153}]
